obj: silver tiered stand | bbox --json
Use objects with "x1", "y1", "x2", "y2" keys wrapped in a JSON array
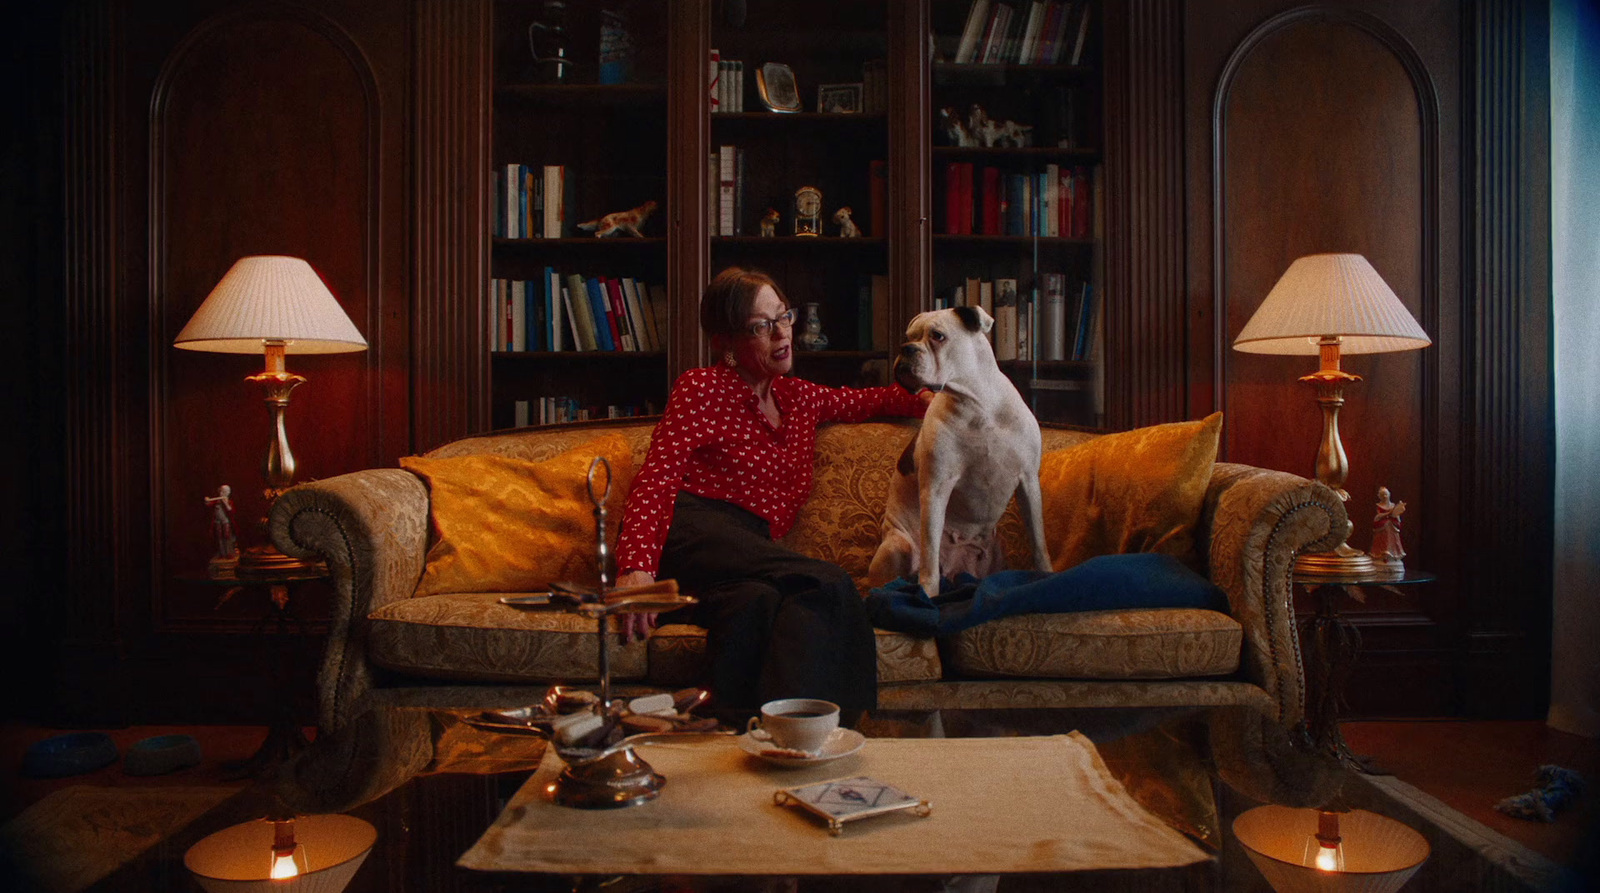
[{"x1": 495, "y1": 457, "x2": 704, "y2": 809}]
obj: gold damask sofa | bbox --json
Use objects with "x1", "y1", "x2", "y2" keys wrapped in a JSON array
[{"x1": 271, "y1": 416, "x2": 1349, "y2": 803}]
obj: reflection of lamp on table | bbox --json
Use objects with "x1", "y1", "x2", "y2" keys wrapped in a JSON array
[
  {"x1": 1233, "y1": 804, "x2": 1429, "y2": 893},
  {"x1": 174, "y1": 255, "x2": 368, "y2": 575},
  {"x1": 1233, "y1": 254, "x2": 1431, "y2": 578}
]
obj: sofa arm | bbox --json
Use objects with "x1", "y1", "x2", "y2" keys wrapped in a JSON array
[
  {"x1": 270, "y1": 468, "x2": 431, "y2": 732},
  {"x1": 1199, "y1": 462, "x2": 1346, "y2": 730}
]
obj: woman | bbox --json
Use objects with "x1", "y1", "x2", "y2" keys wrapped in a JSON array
[{"x1": 614, "y1": 267, "x2": 928, "y2": 716}]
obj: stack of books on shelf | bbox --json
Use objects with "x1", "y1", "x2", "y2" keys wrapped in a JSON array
[
  {"x1": 952, "y1": 1, "x2": 1093, "y2": 66},
  {"x1": 489, "y1": 270, "x2": 668, "y2": 353},
  {"x1": 943, "y1": 162, "x2": 1094, "y2": 237},
  {"x1": 936, "y1": 273, "x2": 1096, "y2": 363},
  {"x1": 513, "y1": 397, "x2": 658, "y2": 428},
  {"x1": 710, "y1": 145, "x2": 746, "y2": 236},
  {"x1": 709, "y1": 51, "x2": 745, "y2": 113},
  {"x1": 492, "y1": 164, "x2": 568, "y2": 239}
]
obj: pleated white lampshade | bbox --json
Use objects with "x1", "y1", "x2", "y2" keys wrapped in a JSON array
[
  {"x1": 1233, "y1": 254, "x2": 1431, "y2": 356},
  {"x1": 174, "y1": 256, "x2": 368, "y2": 354},
  {"x1": 184, "y1": 815, "x2": 377, "y2": 893},
  {"x1": 1233, "y1": 806, "x2": 1430, "y2": 893}
]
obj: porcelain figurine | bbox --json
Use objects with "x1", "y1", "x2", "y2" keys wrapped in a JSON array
[
  {"x1": 833, "y1": 206, "x2": 861, "y2": 238},
  {"x1": 759, "y1": 208, "x2": 780, "y2": 237},
  {"x1": 1369, "y1": 486, "x2": 1406, "y2": 567},
  {"x1": 797, "y1": 303, "x2": 828, "y2": 350}
]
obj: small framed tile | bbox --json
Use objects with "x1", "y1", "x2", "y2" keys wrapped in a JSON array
[{"x1": 774, "y1": 775, "x2": 932, "y2": 835}]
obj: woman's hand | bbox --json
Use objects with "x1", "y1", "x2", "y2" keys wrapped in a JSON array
[{"x1": 615, "y1": 570, "x2": 659, "y2": 644}]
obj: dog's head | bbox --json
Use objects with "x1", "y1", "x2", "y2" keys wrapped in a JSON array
[
  {"x1": 832, "y1": 206, "x2": 853, "y2": 222},
  {"x1": 892, "y1": 306, "x2": 995, "y2": 393}
]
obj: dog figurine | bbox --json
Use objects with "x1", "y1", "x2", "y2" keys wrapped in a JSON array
[
  {"x1": 938, "y1": 106, "x2": 976, "y2": 147},
  {"x1": 868, "y1": 306, "x2": 1051, "y2": 598},
  {"x1": 577, "y1": 199, "x2": 657, "y2": 238},
  {"x1": 759, "y1": 208, "x2": 780, "y2": 237},
  {"x1": 834, "y1": 206, "x2": 861, "y2": 238}
]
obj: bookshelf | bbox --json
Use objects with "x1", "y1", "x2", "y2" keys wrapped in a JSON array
[
  {"x1": 481, "y1": 0, "x2": 1108, "y2": 428},
  {"x1": 488, "y1": 0, "x2": 672, "y2": 428},
  {"x1": 710, "y1": 0, "x2": 895, "y2": 388},
  {"x1": 929, "y1": 0, "x2": 1105, "y2": 426}
]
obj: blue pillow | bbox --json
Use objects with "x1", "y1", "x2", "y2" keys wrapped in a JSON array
[{"x1": 865, "y1": 553, "x2": 1227, "y2": 637}]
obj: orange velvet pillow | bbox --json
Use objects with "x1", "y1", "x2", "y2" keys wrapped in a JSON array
[
  {"x1": 1039, "y1": 413, "x2": 1223, "y2": 571},
  {"x1": 400, "y1": 433, "x2": 637, "y2": 596}
]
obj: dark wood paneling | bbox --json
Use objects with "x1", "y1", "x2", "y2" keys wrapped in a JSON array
[
  {"x1": 1459, "y1": 0, "x2": 1553, "y2": 718},
  {"x1": 54, "y1": 0, "x2": 412, "y2": 721},
  {"x1": 667, "y1": 0, "x2": 710, "y2": 376},
  {"x1": 889, "y1": 0, "x2": 931, "y2": 323},
  {"x1": 1103, "y1": 0, "x2": 1188, "y2": 429},
  {"x1": 414, "y1": 0, "x2": 492, "y2": 447}
]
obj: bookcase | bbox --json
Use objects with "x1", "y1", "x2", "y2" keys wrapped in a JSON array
[
  {"x1": 929, "y1": 0, "x2": 1104, "y2": 425},
  {"x1": 488, "y1": 0, "x2": 673, "y2": 428},
  {"x1": 483, "y1": 0, "x2": 1106, "y2": 428},
  {"x1": 709, "y1": 0, "x2": 896, "y2": 388}
]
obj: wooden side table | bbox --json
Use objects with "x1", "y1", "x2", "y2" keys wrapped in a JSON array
[
  {"x1": 1292, "y1": 568, "x2": 1435, "y2": 773},
  {"x1": 180, "y1": 565, "x2": 329, "y2": 779}
]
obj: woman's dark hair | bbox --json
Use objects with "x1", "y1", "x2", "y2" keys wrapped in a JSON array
[{"x1": 700, "y1": 267, "x2": 787, "y2": 343}]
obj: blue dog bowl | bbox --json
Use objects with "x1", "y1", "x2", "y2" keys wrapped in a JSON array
[
  {"x1": 21, "y1": 732, "x2": 120, "y2": 778},
  {"x1": 123, "y1": 734, "x2": 203, "y2": 776}
]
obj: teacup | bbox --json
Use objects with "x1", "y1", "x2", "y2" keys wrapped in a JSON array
[{"x1": 746, "y1": 698, "x2": 840, "y2": 754}]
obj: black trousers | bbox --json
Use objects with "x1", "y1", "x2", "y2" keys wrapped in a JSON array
[{"x1": 656, "y1": 492, "x2": 878, "y2": 714}]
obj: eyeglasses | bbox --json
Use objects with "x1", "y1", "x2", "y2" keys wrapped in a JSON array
[{"x1": 743, "y1": 308, "x2": 796, "y2": 339}]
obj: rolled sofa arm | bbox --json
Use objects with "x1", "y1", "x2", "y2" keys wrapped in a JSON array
[
  {"x1": 270, "y1": 468, "x2": 431, "y2": 732},
  {"x1": 1199, "y1": 462, "x2": 1347, "y2": 730}
]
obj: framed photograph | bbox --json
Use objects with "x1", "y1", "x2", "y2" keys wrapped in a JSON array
[
  {"x1": 817, "y1": 83, "x2": 864, "y2": 114},
  {"x1": 757, "y1": 63, "x2": 801, "y2": 113}
]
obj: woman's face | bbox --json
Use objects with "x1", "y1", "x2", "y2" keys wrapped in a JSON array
[{"x1": 730, "y1": 284, "x2": 793, "y2": 385}]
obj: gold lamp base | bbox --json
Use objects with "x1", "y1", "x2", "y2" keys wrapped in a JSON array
[{"x1": 1294, "y1": 542, "x2": 1377, "y2": 578}]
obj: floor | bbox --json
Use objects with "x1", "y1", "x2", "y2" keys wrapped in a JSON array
[{"x1": 3, "y1": 719, "x2": 1596, "y2": 874}]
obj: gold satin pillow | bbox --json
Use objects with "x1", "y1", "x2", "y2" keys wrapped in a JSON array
[
  {"x1": 400, "y1": 433, "x2": 637, "y2": 596},
  {"x1": 1039, "y1": 413, "x2": 1222, "y2": 571}
]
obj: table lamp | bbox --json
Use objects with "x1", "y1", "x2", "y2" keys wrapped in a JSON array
[
  {"x1": 1233, "y1": 805, "x2": 1429, "y2": 893},
  {"x1": 1233, "y1": 254, "x2": 1431, "y2": 577},
  {"x1": 184, "y1": 813, "x2": 376, "y2": 893},
  {"x1": 174, "y1": 256, "x2": 368, "y2": 575}
]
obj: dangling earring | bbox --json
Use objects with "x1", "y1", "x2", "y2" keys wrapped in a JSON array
[{"x1": 723, "y1": 352, "x2": 737, "y2": 368}]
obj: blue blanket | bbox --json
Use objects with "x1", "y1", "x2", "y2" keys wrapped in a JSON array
[{"x1": 864, "y1": 553, "x2": 1228, "y2": 638}]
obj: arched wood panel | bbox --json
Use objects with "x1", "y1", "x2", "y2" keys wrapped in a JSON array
[
  {"x1": 1215, "y1": 9, "x2": 1437, "y2": 562},
  {"x1": 150, "y1": 7, "x2": 383, "y2": 626}
]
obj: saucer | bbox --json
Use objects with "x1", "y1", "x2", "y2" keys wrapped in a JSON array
[{"x1": 736, "y1": 728, "x2": 865, "y2": 767}]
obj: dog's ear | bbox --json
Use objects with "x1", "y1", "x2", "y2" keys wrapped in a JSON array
[{"x1": 953, "y1": 305, "x2": 994, "y2": 335}]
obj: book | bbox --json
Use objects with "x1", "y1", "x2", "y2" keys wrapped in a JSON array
[
  {"x1": 1043, "y1": 164, "x2": 1059, "y2": 237},
  {"x1": 621, "y1": 277, "x2": 651, "y2": 351},
  {"x1": 709, "y1": 49, "x2": 721, "y2": 113},
  {"x1": 1068, "y1": 2, "x2": 1093, "y2": 65},
  {"x1": 648, "y1": 284, "x2": 670, "y2": 350},
  {"x1": 545, "y1": 266, "x2": 563, "y2": 351},
  {"x1": 978, "y1": 3, "x2": 1012, "y2": 64},
  {"x1": 718, "y1": 145, "x2": 737, "y2": 236},
  {"x1": 603, "y1": 278, "x2": 634, "y2": 350},
  {"x1": 1041, "y1": 272, "x2": 1067, "y2": 360},
  {"x1": 993, "y1": 278, "x2": 1018, "y2": 361},
  {"x1": 944, "y1": 163, "x2": 962, "y2": 234},
  {"x1": 954, "y1": 0, "x2": 991, "y2": 64},
  {"x1": 585, "y1": 277, "x2": 618, "y2": 350},
  {"x1": 561, "y1": 281, "x2": 582, "y2": 350},
  {"x1": 1017, "y1": 287, "x2": 1032, "y2": 361},
  {"x1": 1042, "y1": 1, "x2": 1070, "y2": 64},
  {"x1": 1018, "y1": 2, "x2": 1046, "y2": 64},
  {"x1": 978, "y1": 280, "x2": 994, "y2": 327},
  {"x1": 1070, "y1": 165, "x2": 1091, "y2": 237},
  {"x1": 980, "y1": 166, "x2": 1002, "y2": 235},
  {"x1": 1072, "y1": 280, "x2": 1094, "y2": 360},
  {"x1": 566, "y1": 272, "x2": 599, "y2": 351},
  {"x1": 542, "y1": 165, "x2": 564, "y2": 238}
]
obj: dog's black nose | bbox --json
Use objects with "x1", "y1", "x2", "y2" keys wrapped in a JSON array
[{"x1": 899, "y1": 344, "x2": 918, "y2": 358}]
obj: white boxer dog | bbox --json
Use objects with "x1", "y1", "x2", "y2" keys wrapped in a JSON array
[{"x1": 868, "y1": 306, "x2": 1052, "y2": 598}]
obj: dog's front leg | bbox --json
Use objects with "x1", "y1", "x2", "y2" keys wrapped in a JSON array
[
  {"x1": 918, "y1": 471, "x2": 957, "y2": 600},
  {"x1": 1015, "y1": 473, "x2": 1052, "y2": 571}
]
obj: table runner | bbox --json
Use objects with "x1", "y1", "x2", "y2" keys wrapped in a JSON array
[{"x1": 458, "y1": 733, "x2": 1208, "y2": 876}]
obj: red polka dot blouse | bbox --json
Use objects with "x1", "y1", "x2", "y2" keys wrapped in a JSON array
[{"x1": 616, "y1": 364, "x2": 926, "y2": 577}]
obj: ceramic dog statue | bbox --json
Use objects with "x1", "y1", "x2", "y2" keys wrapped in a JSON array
[
  {"x1": 577, "y1": 199, "x2": 658, "y2": 238},
  {"x1": 834, "y1": 206, "x2": 861, "y2": 238}
]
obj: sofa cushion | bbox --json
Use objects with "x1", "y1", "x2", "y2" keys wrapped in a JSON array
[
  {"x1": 1039, "y1": 413, "x2": 1223, "y2": 571},
  {"x1": 399, "y1": 433, "x2": 636, "y2": 596},
  {"x1": 944, "y1": 608, "x2": 1242, "y2": 679},
  {"x1": 367, "y1": 592, "x2": 649, "y2": 682},
  {"x1": 644, "y1": 624, "x2": 943, "y2": 688}
]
